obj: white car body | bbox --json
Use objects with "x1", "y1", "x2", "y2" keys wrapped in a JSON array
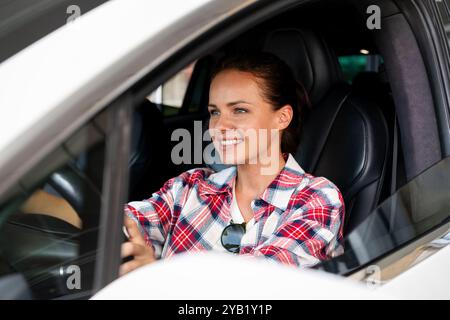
[
  {"x1": 0, "y1": 0, "x2": 449, "y2": 299},
  {"x1": 93, "y1": 252, "x2": 391, "y2": 300},
  {"x1": 91, "y1": 246, "x2": 450, "y2": 300}
]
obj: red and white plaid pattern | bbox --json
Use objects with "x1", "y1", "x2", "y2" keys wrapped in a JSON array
[{"x1": 125, "y1": 154, "x2": 345, "y2": 267}]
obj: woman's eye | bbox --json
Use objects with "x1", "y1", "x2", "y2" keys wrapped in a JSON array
[
  {"x1": 209, "y1": 109, "x2": 220, "y2": 116},
  {"x1": 234, "y1": 108, "x2": 248, "y2": 114}
]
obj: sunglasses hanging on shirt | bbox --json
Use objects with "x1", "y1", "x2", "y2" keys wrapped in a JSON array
[{"x1": 221, "y1": 221, "x2": 246, "y2": 254}]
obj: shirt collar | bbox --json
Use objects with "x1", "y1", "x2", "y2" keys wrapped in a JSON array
[
  {"x1": 198, "y1": 165, "x2": 237, "y2": 196},
  {"x1": 260, "y1": 153, "x2": 306, "y2": 211},
  {"x1": 199, "y1": 154, "x2": 306, "y2": 211}
]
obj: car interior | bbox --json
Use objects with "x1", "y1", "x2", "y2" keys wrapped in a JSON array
[
  {"x1": 0, "y1": 0, "x2": 446, "y2": 299},
  {"x1": 133, "y1": 0, "x2": 406, "y2": 236}
]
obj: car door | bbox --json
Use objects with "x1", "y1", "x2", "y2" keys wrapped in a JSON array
[{"x1": 0, "y1": 94, "x2": 132, "y2": 299}]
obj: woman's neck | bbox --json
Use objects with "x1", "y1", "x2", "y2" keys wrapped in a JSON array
[{"x1": 235, "y1": 153, "x2": 286, "y2": 199}]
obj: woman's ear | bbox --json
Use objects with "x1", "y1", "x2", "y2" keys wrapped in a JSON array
[{"x1": 276, "y1": 104, "x2": 293, "y2": 130}]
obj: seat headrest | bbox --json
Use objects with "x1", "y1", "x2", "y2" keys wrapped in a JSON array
[
  {"x1": 262, "y1": 28, "x2": 343, "y2": 105},
  {"x1": 352, "y1": 72, "x2": 385, "y2": 96}
]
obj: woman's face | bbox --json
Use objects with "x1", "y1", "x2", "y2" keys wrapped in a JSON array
[{"x1": 208, "y1": 69, "x2": 292, "y2": 166}]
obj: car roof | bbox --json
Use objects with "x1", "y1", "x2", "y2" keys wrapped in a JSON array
[{"x1": 0, "y1": 0, "x2": 254, "y2": 195}]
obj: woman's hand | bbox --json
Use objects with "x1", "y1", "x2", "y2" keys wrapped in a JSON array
[{"x1": 119, "y1": 216, "x2": 156, "y2": 276}]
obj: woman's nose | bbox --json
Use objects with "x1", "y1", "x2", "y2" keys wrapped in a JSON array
[{"x1": 212, "y1": 114, "x2": 235, "y2": 132}]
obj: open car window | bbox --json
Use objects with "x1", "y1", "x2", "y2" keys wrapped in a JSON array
[{"x1": 319, "y1": 156, "x2": 450, "y2": 275}]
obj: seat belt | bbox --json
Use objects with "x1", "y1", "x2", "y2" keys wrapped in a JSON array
[
  {"x1": 391, "y1": 113, "x2": 398, "y2": 195},
  {"x1": 389, "y1": 112, "x2": 399, "y2": 231}
]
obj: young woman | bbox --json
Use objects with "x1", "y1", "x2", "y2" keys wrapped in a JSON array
[{"x1": 120, "y1": 52, "x2": 345, "y2": 276}]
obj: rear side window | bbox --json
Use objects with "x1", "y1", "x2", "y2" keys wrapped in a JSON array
[
  {"x1": 148, "y1": 62, "x2": 196, "y2": 117},
  {"x1": 338, "y1": 54, "x2": 383, "y2": 83}
]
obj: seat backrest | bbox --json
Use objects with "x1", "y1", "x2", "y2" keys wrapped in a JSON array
[
  {"x1": 263, "y1": 28, "x2": 390, "y2": 234},
  {"x1": 128, "y1": 99, "x2": 172, "y2": 201},
  {"x1": 302, "y1": 91, "x2": 389, "y2": 233},
  {"x1": 352, "y1": 70, "x2": 404, "y2": 202}
]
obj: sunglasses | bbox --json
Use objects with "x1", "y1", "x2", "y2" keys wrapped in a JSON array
[{"x1": 221, "y1": 221, "x2": 246, "y2": 254}]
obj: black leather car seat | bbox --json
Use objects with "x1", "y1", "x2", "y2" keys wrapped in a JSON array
[
  {"x1": 352, "y1": 70, "x2": 407, "y2": 202},
  {"x1": 262, "y1": 28, "x2": 390, "y2": 234},
  {"x1": 128, "y1": 99, "x2": 172, "y2": 201}
]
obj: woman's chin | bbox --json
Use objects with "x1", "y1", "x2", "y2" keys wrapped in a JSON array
[
  {"x1": 218, "y1": 156, "x2": 241, "y2": 165},
  {"x1": 217, "y1": 151, "x2": 246, "y2": 165}
]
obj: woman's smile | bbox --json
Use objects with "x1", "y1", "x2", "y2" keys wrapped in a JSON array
[{"x1": 218, "y1": 138, "x2": 244, "y2": 147}]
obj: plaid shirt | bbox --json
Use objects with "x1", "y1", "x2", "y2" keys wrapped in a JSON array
[{"x1": 125, "y1": 154, "x2": 345, "y2": 267}]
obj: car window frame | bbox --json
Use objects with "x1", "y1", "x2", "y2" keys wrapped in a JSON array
[{"x1": 92, "y1": 93, "x2": 133, "y2": 294}]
